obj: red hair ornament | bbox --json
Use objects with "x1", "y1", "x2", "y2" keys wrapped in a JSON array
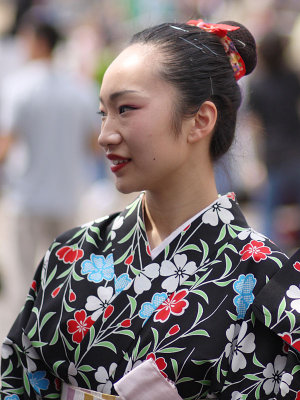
[{"x1": 187, "y1": 19, "x2": 246, "y2": 81}]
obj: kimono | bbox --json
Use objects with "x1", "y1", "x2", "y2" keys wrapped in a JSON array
[{"x1": 1, "y1": 192, "x2": 299, "y2": 399}]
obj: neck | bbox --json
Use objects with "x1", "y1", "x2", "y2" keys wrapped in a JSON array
[{"x1": 144, "y1": 165, "x2": 218, "y2": 249}]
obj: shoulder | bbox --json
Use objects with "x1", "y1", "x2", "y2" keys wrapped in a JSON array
[{"x1": 252, "y1": 249, "x2": 300, "y2": 352}]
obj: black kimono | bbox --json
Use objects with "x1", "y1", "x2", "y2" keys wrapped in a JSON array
[{"x1": 1, "y1": 193, "x2": 299, "y2": 399}]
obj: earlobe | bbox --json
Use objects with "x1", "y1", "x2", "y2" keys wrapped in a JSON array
[{"x1": 187, "y1": 101, "x2": 217, "y2": 143}]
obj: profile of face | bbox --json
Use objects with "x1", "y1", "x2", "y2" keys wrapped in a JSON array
[{"x1": 99, "y1": 44, "x2": 215, "y2": 194}]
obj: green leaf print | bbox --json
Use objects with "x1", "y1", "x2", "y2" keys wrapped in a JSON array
[
  {"x1": 178, "y1": 244, "x2": 202, "y2": 253},
  {"x1": 118, "y1": 225, "x2": 136, "y2": 244},
  {"x1": 74, "y1": 343, "x2": 81, "y2": 364},
  {"x1": 159, "y1": 347, "x2": 185, "y2": 354},
  {"x1": 40, "y1": 312, "x2": 56, "y2": 330},
  {"x1": 192, "y1": 290, "x2": 209, "y2": 303},
  {"x1": 216, "y1": 225, "x2": 226, "y2": 244},
  {"x1": 27, "y1": 322, "x2": 37, "y2": 339},
  {"x1": 95, "y1": 341, "x2": 117, "y2": 353},
  {"x1": 86, "y1": 233, "x2": 97, "y2": 247},
  {"x1": 89, "y1": 226, "x2": 101, "y2": 240},
  {"x1": 252, "y1": 353, "x2": 264, "y2": 368},
  {"x1": 137, "y1": 343, "x2": 151, "y2": 359},
  {"x1": 245, "y1": 374, "x2": 261, "y2": 381},
  {"x1": 185, "y1": 329, "x2": 210, "y2": 338},
  {"x1": 262, "y1": 305, "x2": 272, "y2": 327},
  {"x1": 128, "y1": 295, "x2": 137, "y2": 317},
  {"x1": 277, "y1": 297, "x2": 286, "y2": 321},
  {"x1": 286, "y1": 310, "x2": 296, "y2": 330},
  {"x1": 171, "y1": 358, "x2": 178, "y2": 379},
  {"x1": 115, "y1": 329, "x2": 135, "y2": 339},
  {"x1": 53, "y1": 360, "x2": 64, "y2": 375}
]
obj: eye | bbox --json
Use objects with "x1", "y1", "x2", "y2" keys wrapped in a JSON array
[
  {"x1": 97, "y1": 110, "x2": 107, "y2": 118},
  {"x1": 119, "y1": 105, "x2": 136, "y2": 114}
]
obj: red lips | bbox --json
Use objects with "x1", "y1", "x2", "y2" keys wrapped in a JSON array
[{"x1": 107, "y1": 154, "x2": 130, "y2": 173}]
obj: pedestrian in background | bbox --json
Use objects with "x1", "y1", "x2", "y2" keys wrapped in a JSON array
[
  {"x1": 248, "y1": 31, "x2": 300, "y2": 251},
  {"x1": 0, "y1": 15, "x2": 99, "y2": 287}
]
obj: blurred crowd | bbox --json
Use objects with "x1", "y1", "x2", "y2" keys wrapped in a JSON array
[{"x1": 1, "y1": 0, "x2": 300, "y2": 316}]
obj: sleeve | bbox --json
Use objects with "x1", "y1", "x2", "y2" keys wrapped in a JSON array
[
  {"x1": 0, "y1": 251, "x2": 61, "y2": 399},
  {"x1": 0, "y1": 77, "x2": 23, "y2": 135},
  {"x1": 218, "y1": 252, "x2": 300, "y2": 399}
]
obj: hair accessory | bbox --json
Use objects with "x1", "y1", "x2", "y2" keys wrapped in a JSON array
[{"x1": 187, "y1": 19, "x2": 246, "y2": 80}]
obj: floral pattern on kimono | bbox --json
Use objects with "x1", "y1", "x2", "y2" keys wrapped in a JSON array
[{"x1": 1, "y1": 193, "x2": 299, "y2": 400}]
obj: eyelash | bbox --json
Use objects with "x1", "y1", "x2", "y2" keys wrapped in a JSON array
[
  {"x1": 97, "y1": 110, "x2": 106, "y2": 118},
  {"x1": 119, "y1": 105, "x2": 136, "y2": 114},
  {"x1": 97, "y1": 106, "x2": 136, "y2": 118}
]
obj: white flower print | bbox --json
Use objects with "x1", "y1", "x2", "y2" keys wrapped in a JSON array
[
  {"x1": 134, "y1": 263, "x2": 160, "y2": 295},
  {"x1": 22, "y1": 333, "x2": 39, "y2": 372},
  {"x1": 225, "y1": 321, "x2": 256, "y2": 372},
  {"x1": 95, "y1": 363, "x2": 117, "y2": 394},
  {"x1": 124, "y1": 357, "x2": 143, "y2": 374},
  {"x1": 160, "y1": 254, "x2": 197, "y2": 292},
  {"x1": 263, "y1": 355, "x2": 287, "y2": 395},
  {"x1": 1, "y1": 337, "x2": 13, "y2": 359},
  {"x1": 238, "y1": 228, "x2": 266, "y2": 242},
  {"x1": 231, "y1": 392, "x2": 243, "y2": 400},
  {"x1": 280, "y1": 373, "x2": 293, "y2": 397},
  {"x1": 110, "y1": 216, "x2": 124, "y2": 240},
  {"x1": 85, "y1": 286, "x2": 114, "y2": 321},
  {"x1": 68, "y1": 362, "x2": 78, "y2": 386},
  {"x1": 286, "y1": 285, "x2": 300, "y2": 312},
  {"x1": 202, "y1": 196, "x2": 234, "y2": 226}
]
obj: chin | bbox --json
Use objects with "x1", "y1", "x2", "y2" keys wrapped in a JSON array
[{"x1": 114, "y1": 179, "x2": 144, "y2": 195}]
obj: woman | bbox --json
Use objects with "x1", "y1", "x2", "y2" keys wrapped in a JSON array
[{"x1": 1, "y1": 19, "x2": 299, "y2": 400}]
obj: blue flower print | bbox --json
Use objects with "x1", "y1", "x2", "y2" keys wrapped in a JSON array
[
  {"x1": 233, "y1": 274, "x2": 257, "y2": 319},
  {"x1": 139, "y1": 292, "x2": 168, "y2": 321},
  {"x1": 114, "y1": 273, "x2": 133, "y2": 294},
  {"x1": 27, "y1": 370, "x2": 50, "y2": 394},
  {"x1": 81, "y1": 253, "x2": 114, "y2": 283},
  {"x1": 4, "y1": 396, "x2": 20, "y2": 400}
]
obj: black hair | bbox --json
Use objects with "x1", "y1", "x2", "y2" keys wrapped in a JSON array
[
  {"x1": 34, "y1": 23, "x2": 62, "y2": 51},
  {"x1": 130, "y1": 21, "x2": 257, "y2": 161},
  {"x1": 258, "y1": 31, "x2": 287, "y2": 73},
  {"x1": 19, "y1": 11, "x2": 63, "y2": 52}
]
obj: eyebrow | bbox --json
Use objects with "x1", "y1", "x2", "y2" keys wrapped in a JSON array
[{"x1": 99, "y1": 90, "x2": 140, "y2": 104}]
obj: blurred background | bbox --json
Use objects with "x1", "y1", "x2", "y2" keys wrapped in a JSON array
[{"x1": 1, "y1": 0, "x2": 300, "y2": 345}]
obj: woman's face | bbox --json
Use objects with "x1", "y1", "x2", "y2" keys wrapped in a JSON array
[{"x1": 98, "y1": 44, "x2": 193, "y2": 194}]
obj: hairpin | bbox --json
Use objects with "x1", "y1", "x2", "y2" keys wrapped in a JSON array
[{"x1": 187, "y1": 19, "x2": 246, "y2": 80}]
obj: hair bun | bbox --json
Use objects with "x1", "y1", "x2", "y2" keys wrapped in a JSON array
[{"x1": 218, "y1": 21, "x2": 257, "y2": 75}]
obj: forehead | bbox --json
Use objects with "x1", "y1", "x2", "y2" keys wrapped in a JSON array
[{"x1": 100, "y1": 44, "x2": 168, "y2": 99}]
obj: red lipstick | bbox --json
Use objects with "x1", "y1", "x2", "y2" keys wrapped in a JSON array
[{"x1": 107, "y1": 154, "x2": 130, "y2": 173}]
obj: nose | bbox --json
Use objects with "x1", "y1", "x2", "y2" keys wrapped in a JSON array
[{"x1": 98, "y1": 117, "x2": 122, "y2": 150}]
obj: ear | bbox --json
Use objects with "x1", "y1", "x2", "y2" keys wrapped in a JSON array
[{"x1": 187, "y1": 101, "x2": 217, "y2": 144}]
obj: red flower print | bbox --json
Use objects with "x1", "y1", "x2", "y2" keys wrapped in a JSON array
[
  {"x1": 125, "y1": 255, "x2": 134, "y2": 265},
  {"x1": 154, "y1": 289, "x2": 189, "y2": 322},
  {"x1": 183, "y1": 224, "x2": 191, "y2": 232},
  {"x1": 293, "y1": 261, "x2": 300, "y2": 272},
  {"x1": 54, "y1": 378, "x2": 61, "y2": 391},
  {"x1": 69, "y1": 290, "x2": 76, "y2": 302},
  {"x1": 104, "y1": 304, "x2": 114, "y2": 319},
  {"x1": 280, "y1": 332, "x2": 300, "y2": 353},
  {"x1": 280, "y1": 333, "x2": 292, "y2": 353},
  {"x1": 31, "y1": 280, "x2": 37, "y2": 292},
  {"x1": 51, "y1": 286, "x2": 61, "y2": 298},
  {"x1": 146, "y1": 353, "x2": 168, "y2": 378},
  {"x1": 56, "y1": 246, "x2": 84, "y2": 264},
  {"x1": 120, "y1": 318, "x2": 131, "y2": 328},
  {"x1": 296, "y1": 391, "x2": 300, "y2": 400},
  {"x1": 168, "y1": 324, "x2": 180, "y2": 336},
  {"x1": 146, "y1": 245, "x2": 151, "y2": 256},
  {"x1": 227, "y1": 192, "x2": 236, "y2": 201},
  {"x1": 239, "y1": 240, "x2": 271, "y2": 262},
  {"x1": 67, "y1": 310, "x2": 94, "y2": 344}
]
